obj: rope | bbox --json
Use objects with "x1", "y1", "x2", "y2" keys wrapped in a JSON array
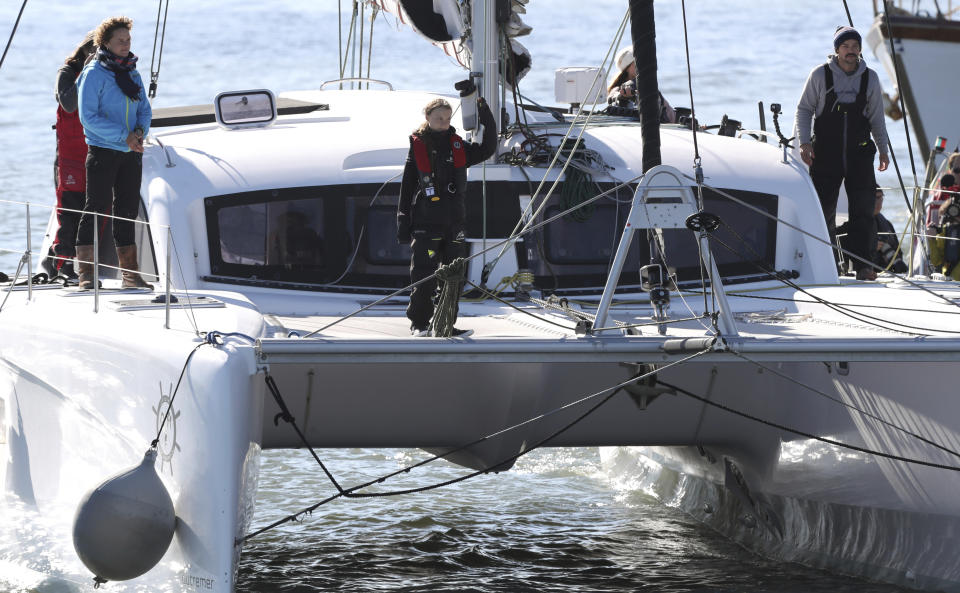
[
  {"x1": 431, "y1": 257, "x2": 467, "y2": 337},
  {"x1": 0, "y1": 0, "x2": 27, "y2": 73},
  {"x1": 658, "y1": 379, "x2": 960, "y2": 473},
  {"x1": 240, "y1": 346, "x2": 713, "y2": 543},
  {"x1": 151, "y1": 331, "x2": 256, "y2": 449},
  {"x1": 264, "y1": 374, "x2": 344, "y2": 493}
]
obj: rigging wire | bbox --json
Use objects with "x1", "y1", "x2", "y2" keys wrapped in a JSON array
[
  {"x1": 338, "y1": 0, "x2": 343, "y2": 83},
  {"x1": 677, "y1": 0, "x2": 713, "y2": 316},
  {"x1": 708, "y1": 219, "x2": 956, "y2": 335},
  {"x1": 696, "y1": 177, "x2": 960, "y2": 311},
  {"x1": 163, "y1": 228, "x2": 202, "y2": 336},
  {"x1": 365, "y1": 3, "x2": 378, "y2": 85},
  {"x1": 302, "y1": 174, "x2": 646, "y2": 338},
  {"x1": 690, "y1": 288, "x2": 960, "y2": 317},
  {"x1": 147, "y1": 0, "x2": 170, "y2": 99},
  {"x1": 484, "y1": 8, "x2": 631, "y2": 274},
  {"x1": 0, "y1": 254, "x2": 26, "y2": 313},
  {"x1": 658, "y1": 379, "x2": 960, "y2": 473},
  {"x1": 679, "y1": 0, "x2": 702, "y2": 184},
  {"x1": 240, "y1": 347, "x2": 713, "y2": 543},
  {"x1": 340, "y1": 1, "x2": 359, "y2": 83},
  {"x1": 0, "y1": 0, "x2": 27, "y2": 74},
  {"x1": 730, "y1": 351, "x2": 960, "y2": 460},
  {"x1": 358, "y1": 0, "x2": 365, "y2": 84}
]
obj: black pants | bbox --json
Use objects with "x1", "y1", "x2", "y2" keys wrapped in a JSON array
[
  {"x1": 76, "y1": 146, "x2": 142, "y2": 247},
  {"x1": 810, "y1": 155, "x2": 877, "y2": 272},
  {"x1": 407, "y1": 230, "x2": 466, "y2": 329},
  {"x1": 51, "y1": 189, "x2": 85, "y2": 261}
]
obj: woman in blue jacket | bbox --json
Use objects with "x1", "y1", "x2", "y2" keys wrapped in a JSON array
[{"x1": 76, "y1": 15, "x2": 152, "y2": 289}]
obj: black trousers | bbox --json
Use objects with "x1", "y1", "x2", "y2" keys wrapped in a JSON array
[
  {"x1": 76, "y1": 146, "x2": 142, "y2": 247},
  {"x1": 407, "y1": 230, "x2": 466, "y2": 329},
  {"x1": 810, "y1": 155, "x2": 877, "y2": 272},
  {"x1": 51, "y1": 189, "x2": 85, "y2": 259}
]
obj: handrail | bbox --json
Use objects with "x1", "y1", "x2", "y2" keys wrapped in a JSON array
[
  {"x1": 0, "y1": 198, "x2": 175, "y2": 322},
  {"x1": 319, "y1": 77, "x2": 394, "y2": 91}
]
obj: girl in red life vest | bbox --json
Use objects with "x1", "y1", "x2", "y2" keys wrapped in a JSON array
[
  {"x1": 397, "y1": 90, "x2": 497, "y2": 336},
  {"x1": 42, "y1": 32, "x2": 95, "y2": 280}
]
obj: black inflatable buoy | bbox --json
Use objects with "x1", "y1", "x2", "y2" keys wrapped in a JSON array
[{"x1": 72, "y1": 449, "x2": 176, "y2": 583}]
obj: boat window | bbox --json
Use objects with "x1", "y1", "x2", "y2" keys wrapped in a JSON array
[
  {"x1": 543, "y1": 204, "x2": 619, "y2": 264},
  {"x1": 524, "y1": 185, "x2": 778, "y2": 291},
  {"x1": 203, "y1": 182, "x2": 776, "y2": 294},
  {"x1": 204, "y1": 183, "x2": 528, "y2": 292},
  {"x1": 206, "y1": 185, "x2": 415, "y2": 290}
]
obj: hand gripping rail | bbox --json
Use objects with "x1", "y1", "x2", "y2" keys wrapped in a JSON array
[{"x1": 593, "y1": 165, "x2": 739, "y2": 337}]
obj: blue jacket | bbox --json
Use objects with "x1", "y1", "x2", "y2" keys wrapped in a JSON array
[{"x1": 77, "y1": 60, "x2": 151, "y2": 152}]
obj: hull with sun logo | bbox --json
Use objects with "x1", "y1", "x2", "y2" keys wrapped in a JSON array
[{"x1": 0, "y1": 295, "x2": 267, "y2": 589}]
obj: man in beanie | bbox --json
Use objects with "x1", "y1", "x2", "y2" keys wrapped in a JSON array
[{"x1": 794, "y1": 25, "x2": 890, "y2": 280}]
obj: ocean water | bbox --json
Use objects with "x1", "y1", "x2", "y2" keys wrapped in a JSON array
[{"x1": 0, "y1": 1, "x2": 919, "y2": 591}]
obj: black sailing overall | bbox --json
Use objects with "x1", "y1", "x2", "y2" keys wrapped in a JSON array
[
  {"x1": 809, "y1": 64, "x2": 878, "y2": 273},
  {"x1": 407, "y1": 132, "x2": 468, "y2": 329}
]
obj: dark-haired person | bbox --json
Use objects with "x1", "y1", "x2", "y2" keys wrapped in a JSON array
[
  {"x1": 41, "y1": 32, "x2": 95, "y2": 281},
  {"x1": 838, "y1": 186, "x2": 906, "y2": 274},
  {"x1": 397, "y1": 86, "x2": 497, "y2": 337},
  {"x1": 606, "y1": 46, "x2": 676, "y2": 123},
  {"x1": 794, "y1": 26, "x2": 890, "y2": 281},
  {"x1": 76, "y1": 16, "x2": 152, "y2": 290}
]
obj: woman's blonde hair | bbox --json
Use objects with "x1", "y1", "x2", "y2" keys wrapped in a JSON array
[
  {"x1": 414, "y1": 98, "x2": 453, "y2": 135},
  {"x1": 93, "y1": 16, "x2": 133, "y2": 49},
  {"x1": 947, "y1": 152, "x2": 960, "y2": 171}
]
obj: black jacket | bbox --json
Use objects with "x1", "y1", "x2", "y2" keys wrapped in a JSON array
[{"x1": 397, "y1": 99, "x2": 497, "y2": 241}]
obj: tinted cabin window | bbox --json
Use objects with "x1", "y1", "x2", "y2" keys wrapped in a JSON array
[
  {"x1": 524, "y1": 185, "x2": 778, "y2": 292},
  {"x1": 206, "y1": 185, "x2": 411, "y2": 289},
  {"x1": 204, "y1": 183, "x2": 776, "y2": 293},
  {"x1": 204, "y1": 183, "x2": 526, "y2": 291}
]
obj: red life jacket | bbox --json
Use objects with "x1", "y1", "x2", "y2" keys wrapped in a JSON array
[
  {"x1": 410, "y1": 132, "x2": 467, "y2": 201},
  {"x1": 55, "y1": 70, "x2": 88, "y2": 193}
]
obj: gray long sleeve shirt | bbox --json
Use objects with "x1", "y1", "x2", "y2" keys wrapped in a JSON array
[
  {"x1": 55, "y1": 64, "x2": 81, "y2": 113},
  {"x1": 794, "y1": 57, "x2": 889, "y2": 156}
]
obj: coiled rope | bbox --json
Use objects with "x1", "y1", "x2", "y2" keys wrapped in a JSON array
[{"x1": 432, "y1": 257, "x2": 467, "y2": 337}]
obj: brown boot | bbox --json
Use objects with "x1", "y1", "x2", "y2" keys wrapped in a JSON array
[
  {"x1": 76, "y1": 244, "x2": 96, "y2": 290},
  {"x1": 116, "y1": 244, "x2": 153, "y2": 289}
]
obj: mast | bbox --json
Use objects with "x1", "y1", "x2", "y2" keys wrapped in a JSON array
[
  {"x1": 629, "y1": 0, "x2": 661, "y2": 173},
  {"x1": 471, "y1": 0, "x2": 501, "y2": 129}
]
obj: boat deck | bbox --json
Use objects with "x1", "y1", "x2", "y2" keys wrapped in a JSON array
[{"x1": 4, "y1": 276, "x2": 960, "y2": 363}]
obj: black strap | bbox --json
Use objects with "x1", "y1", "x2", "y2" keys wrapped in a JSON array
[
  {"x1": 823, "y1": 64, "x2": 837, "y2": 112},
  {"x1": 822, "y1": 64, "x2": 871, "y2": 113},
  {"x1": 854, "y1": 66, "x2": 870, "y2": 112}
]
